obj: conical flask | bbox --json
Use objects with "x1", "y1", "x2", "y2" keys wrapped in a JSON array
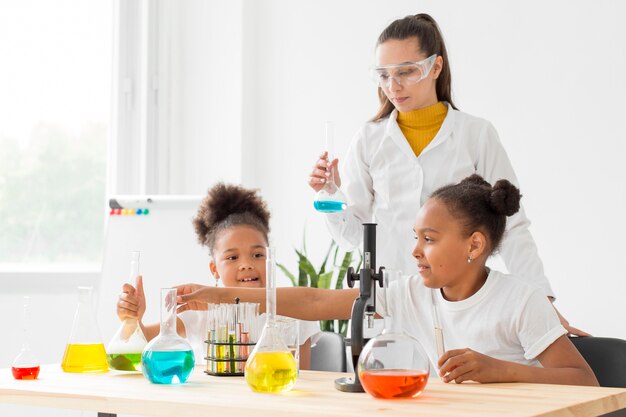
[
  {"x1": 12, "y1": 296, "x2": 40, "y2": 380},
  {"x1": 61, "y1": 287, "x2": 109, "y2": 373},
  {"x1": 357, "y1": 270, "x2": 430, "y2": 399},
  {"x1": 244, "y1": 247, "x2": 297, "y2": 393},
  {"x1": 313, "y1": 121, "x2": 347, "y2": 213},
  {"x1": 106, "y1": 251, "x2": 147, "y2": 371},
  {"x1": 141, "y1": 288, "x2": 195, "y2": 384}
]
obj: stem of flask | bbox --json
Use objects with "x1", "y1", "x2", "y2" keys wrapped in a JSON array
[
  {"x1": 325, "y1": 121, "x2": 337, "y2": 185},
  {"x1": 160, "y1": 288, "x2": 177, "y2": 336},
  {"x1": 129, "y1": 251, "x2": 140, "y2": 287},
  {"x1": 21, "y1": 296, "x2": 32, "y2": 349},
  {"x1": 265, "y1": 247, "x2": 277, "y2": 321}
]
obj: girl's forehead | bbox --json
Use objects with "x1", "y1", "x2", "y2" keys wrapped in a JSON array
[
  {"x1": 415, "y1": 199, "x2": 454, "y2": 228},
  {"x1": 214, "y1": 225, "x2": 268, "y2": 249}
]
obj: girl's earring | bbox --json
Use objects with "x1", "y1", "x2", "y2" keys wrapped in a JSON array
[
  {"x1": 467, "y1": 255, "x2": 473, "y2": 264},
  {"x1": 214, "y1": 276, "x2": 220, "y2": 287}
]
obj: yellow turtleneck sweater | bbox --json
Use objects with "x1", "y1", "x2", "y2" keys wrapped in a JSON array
[{"x1": 397, "y1": 101, "x2": 448, "y2": 157}]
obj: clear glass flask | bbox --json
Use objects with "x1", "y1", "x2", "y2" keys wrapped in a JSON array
[
  {"x1": 12, "y1": 296, "x2": 40, "y2": 380},
  {"x1": 357, "y1": 270, "x2": 430, "y2": 399},
  {"x1": 106, "y1": 251, "x2": 147, "y2": 371},
  {"x1": 61, "y1": 287, "x2": 109, "y2": 373},
  {"x1": 244, "y1": 247, "x2": 297, "y2": 393},
  {"x1": 141, "y1": 288, "x2": 195, "y2": 384},
  {"x1": 313, "y1": 121, "x2": 348, "y2": 213}
]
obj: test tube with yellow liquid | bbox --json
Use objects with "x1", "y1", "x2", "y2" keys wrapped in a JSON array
[
  {"x1": 244, "y1": 247, "x2": 297, "y2": 393},
  {"x1": 61, "y1": 287, "x2": 108, "y2": 373}
]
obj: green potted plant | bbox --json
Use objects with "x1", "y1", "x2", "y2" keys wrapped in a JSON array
[{"x1": 277, "y1": 238, "x2": 361, "y2": 337}]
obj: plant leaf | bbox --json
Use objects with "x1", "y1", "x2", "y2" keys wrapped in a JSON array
[
  {"x1": 318, "y1": 240, "x2": 336, "y2": 275},
  {"x1": 296, "y1": 249, "x2": 319, "y2": 288},
  {"x1": 277, "y1": 263, "x2": 297, "y2": 287},
  {"x1": 318, "y1": 271, "x2": 334, "y2": 290},
  {"x1": 335, "y1": 251, "x2": 353, "y2": 290}
]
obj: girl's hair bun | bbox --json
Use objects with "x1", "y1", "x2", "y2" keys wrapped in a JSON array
[
  {"x1": 193, "y1": 182, "x2": 270, "y2": 251},
  {"x1": 460, "y1": 173, "x2": 491, "y2": 188},
  {"x1": 489, "y1": 179, "x2": 521, "y2": 217}
]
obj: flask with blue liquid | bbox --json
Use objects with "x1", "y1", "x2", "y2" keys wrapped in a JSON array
[
  {"x1": 141, "y1": 288, "x2": 195, "y2": 384},
  {"x1": 313, "y1": 121, "x2": 347, "y2": 213}
]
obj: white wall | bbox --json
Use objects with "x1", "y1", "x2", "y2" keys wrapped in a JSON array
[{"x1": 244, "y1": 0, "x2": 626, "y2": 339}]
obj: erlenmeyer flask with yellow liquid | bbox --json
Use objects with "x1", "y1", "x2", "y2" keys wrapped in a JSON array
[
  {"x1": 106, "y1": 251, "x2": 147, "y2": 371},
  {"x1": 244, "y1": 247, "x2": 297, "y2": 393},
  {"x1": 61, "y1": 286, "x2": 108, "y2": 373}
]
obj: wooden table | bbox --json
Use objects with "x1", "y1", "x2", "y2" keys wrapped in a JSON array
[{"x1": 1, "y1": 365, "x2": 625, "y2": 417}]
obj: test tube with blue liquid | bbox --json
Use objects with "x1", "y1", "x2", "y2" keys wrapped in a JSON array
[{"x1": 313, "y1": 121, "x2": 347, "y2": 213}]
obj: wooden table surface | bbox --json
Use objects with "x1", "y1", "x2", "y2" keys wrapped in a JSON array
[{"x1": 1, "y1": 365, "x2": 625, "y2": 417}]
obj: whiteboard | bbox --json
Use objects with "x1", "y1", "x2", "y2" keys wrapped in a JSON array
[{"x1": 96, "y1": 195, "x2": 210, "y2": 344}]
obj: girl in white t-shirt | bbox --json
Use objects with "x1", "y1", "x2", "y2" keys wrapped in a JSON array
[
  {"x1": 177, "y1": 175, "x2": 597, "y2": 386},
  {"x1": 116, "y1": 183, "x2": 319, "y2": 369}
]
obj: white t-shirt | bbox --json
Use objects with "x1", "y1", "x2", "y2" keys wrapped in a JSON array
[
  {"x1": 179, "y1": 310, "x2": 320, "y2": 364},
  {"x1": 376, "y1": 269, "x2": 566, "y2": 374}
]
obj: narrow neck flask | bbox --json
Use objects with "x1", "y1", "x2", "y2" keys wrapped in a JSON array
[
  {"x1": 12, "y1": 296, "x2": 40, "y2": 380},
  {"x1": 62, "y1": 287, "x2": 109, "y2": 373},
  {"x1": 314, "y1": 121, "x2": 347, "y2": 213},
  {"x1": 106, "y1": 251, "x2": 147, "y2": 371},
  {"x1": 244, "y1": 247, "x2": 297, "y2": 393},
  {"x1": 357, "y1": 270, "x2": 431, "y2": 399},
  {"x1": 141, "y1": 288, "x2": 195, "y2": 384}
]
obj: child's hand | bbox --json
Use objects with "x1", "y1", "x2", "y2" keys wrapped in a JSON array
[
  {"x1": 308, "y1": 151, "x2": 341, "y2": 191},
  {"x1": 175, "y1": 283, "x2": 211, "y2": 313},
  {"x1": 117, "y1": 275, "x2": 146, "y2": 322},
  {"x1": 437, "y1": 348, "x2": 505, "y2": 383}
]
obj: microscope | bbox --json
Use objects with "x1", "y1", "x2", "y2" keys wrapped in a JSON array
[{"x1": 335, "y1": 223, "x2": 384, "y2": 392}]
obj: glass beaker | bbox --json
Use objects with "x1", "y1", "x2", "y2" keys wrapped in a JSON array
[
  {"x1": 313, "y1": 121, "x2": 348, "y2": 213},
  {"x1": 12, "y1": 296, "x2": 40, "y2": 380},
  {"x1": 106, "y1": 251, "x2": 147, "y2": 371},
  {"x1": 141, "y1": 288, "x2": 195, "y2": 384},
  {"x1": 244, "y1": 247, "x2": 297, "y2": 393},
  {"x1": 61, "y1": 287, "x2": 109, "y2": 373},
  {"x1": 357, "y1": 270, "x2": 430, "y2": 399}
]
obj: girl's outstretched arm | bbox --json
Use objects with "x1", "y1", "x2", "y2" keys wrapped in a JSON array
[
  {"x1": 176, "y1": 285, "x2": 358, "y2": 321},
  {"x1": 438, "y1": 335, "x2": 598, "y2": 386}
]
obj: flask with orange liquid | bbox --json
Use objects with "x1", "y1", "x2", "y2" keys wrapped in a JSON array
[
  {"x1": 61, "y1": 287, "x2": 108, "y2": 373},
  {"x1": 244, "y1": 247, "x2": 297, "y2": 393},
  {"x1": 358, "y1": 270, "x2": 430, "y2": 399}
]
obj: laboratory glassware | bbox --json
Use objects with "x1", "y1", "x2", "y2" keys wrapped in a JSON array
[
  {"x1": 357, "y1": 270, "x2": 430, "y2": 399},
  {"x1": 244, "y1": 247, "x2": 297, "y2": 393},
  {"x1": 106, "y1": 251, "x2": 147, "y2": 371},
  {"x1": 141, "y1": 288, "x2": 195, "y2": 384},
  {"x1": 313, "y1": 121, "x2": 348, "y2": 213},
  {"x1": 12, "y1": 296, "x2": 40, "y2": 380},
  {"x1": 61, "y1": 287, "x2": 109, "y2": 373},
  {"x1": 204, "y1": 301, "x2": 260, "y2": 376}
]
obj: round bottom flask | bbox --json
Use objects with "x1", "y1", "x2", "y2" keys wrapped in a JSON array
[
  {"x1": 141, "y1": 288, "x2": 195, "y2": 384},
  {"x1": 12, "y1": 296, "x2": 40, "y2": 380},
  {"x1": 357, "y1": 270, "x2": 430, "y2": 399},
  {"x1": 244, "y1": 247, "x2": 297, "y2": 393},
  {"x1": 358, "y1": 331, "x2": 430, "y2": 399}
]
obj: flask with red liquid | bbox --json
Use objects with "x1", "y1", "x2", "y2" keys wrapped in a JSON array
[
  {"x1": 12, "y1": 296, "x2": 40, "y2": 380},
  {"x1": 357, "y1": 270, "x2": 430, "y2": 399}
]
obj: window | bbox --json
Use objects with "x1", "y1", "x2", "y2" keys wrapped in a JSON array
[{"x1": 0, "y1": 1, "x2": 112, "y2": 269}]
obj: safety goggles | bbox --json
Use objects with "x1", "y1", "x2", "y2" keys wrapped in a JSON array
[{"x1": 369, "y1": 54, "x2": 437, "y2": 88}]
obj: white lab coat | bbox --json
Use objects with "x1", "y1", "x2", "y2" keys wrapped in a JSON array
[{"x1": 325, "y1": 103, "x2": 555, "y2": 298}]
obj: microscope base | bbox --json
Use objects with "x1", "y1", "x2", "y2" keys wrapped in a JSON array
[{"x1": 334, "y1": 376, "x2": 365, "y2": 392}]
